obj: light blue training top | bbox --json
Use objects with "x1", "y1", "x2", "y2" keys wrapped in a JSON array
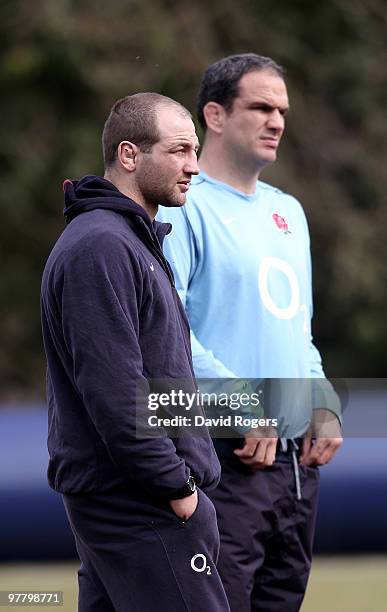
[{"x1": 157, "y1": 172, "x2": 340, "y2": 437}]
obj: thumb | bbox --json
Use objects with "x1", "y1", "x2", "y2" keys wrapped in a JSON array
[
  {"x1": 234, "y1": 438, "x2": 255, "y2": 458},
  {"x1": 300, "y1": 435, "x2": 312, "y2": 463}
]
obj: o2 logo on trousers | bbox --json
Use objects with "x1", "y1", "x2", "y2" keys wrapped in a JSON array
[
  {"x1": 258, "y1": 256, "x2": 309, "y2": 333},
  {"x1": 191, "y1": 553, "x2": 212, "y2": 575}
]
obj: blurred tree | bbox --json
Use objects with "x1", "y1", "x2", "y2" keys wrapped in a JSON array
[{"x1": 0, "y1": 0, "x2": 386, "y2": 400}]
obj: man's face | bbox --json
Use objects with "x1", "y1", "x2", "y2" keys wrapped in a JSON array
[
  {"x1": 221, "y1": 70, "x2": 289, "y2": 170},
  {"x1": 135, "y1": 106, "x2": 200, "y2": 209}
]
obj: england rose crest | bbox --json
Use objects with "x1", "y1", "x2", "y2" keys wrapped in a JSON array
[{"x1": 272, "y1": 213, "x2": 291, "y2": 234}]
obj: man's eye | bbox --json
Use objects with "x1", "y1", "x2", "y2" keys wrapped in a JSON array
[{"x1": 251, "y1": 105, "x2": 271, "y2": 112}]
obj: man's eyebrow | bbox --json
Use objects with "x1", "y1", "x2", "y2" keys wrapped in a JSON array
[
  {"x1": 247, "y1": 101, "x2": 290, "y2": 113},
  {"x1": 169, "y1": 139, "x2": 200, "y2": 149}
]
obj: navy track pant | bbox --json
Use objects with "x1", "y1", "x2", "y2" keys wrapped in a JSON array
[
  {"x1": 63, "y1": 488, "x2": 230, "y2": 612},
  {"x1": 207, "y1": 460, "x2": 320, "y2": 612}
]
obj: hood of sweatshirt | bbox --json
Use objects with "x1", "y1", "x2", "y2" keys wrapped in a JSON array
[{"x1": 63, "y1": 175, "x2": 172, "y2": 246}]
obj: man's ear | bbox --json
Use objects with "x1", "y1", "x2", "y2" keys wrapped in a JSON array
[
  {"x1": 117, "y1": 141, "x2": 138, "y2": 172},
  {"x1": 203, "y1": 102, "x2": 226, "y2": 135}
]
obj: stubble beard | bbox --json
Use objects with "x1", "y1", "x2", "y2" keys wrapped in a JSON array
[
  {"x1": 137, "y1": 167, "x2": 184, "y2": 209},
  {"x1": 162, "y1": 190, "x2": 186, "y2": 208}
]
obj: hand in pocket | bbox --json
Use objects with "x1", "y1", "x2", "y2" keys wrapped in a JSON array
[{"x1": 169, "y1": 491, "x2": 198, "y2": 521}]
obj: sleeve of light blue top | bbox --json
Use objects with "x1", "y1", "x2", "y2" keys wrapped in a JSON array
[
  {"x1": 310, "y1": 341, "x2": 341, "y2": 421},
  {"x1": 160, "y1": 206, "x2": 238, "y2": 379},
  {"x1": 303, "y1": 213, "x2": 342, "y2": 421}
]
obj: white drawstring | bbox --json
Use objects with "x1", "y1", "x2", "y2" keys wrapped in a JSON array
[
  {"x1": 290, "y1": 439, "x2": 302, "y2": 501},
  {"x1": 278, "y1": 438, "x2": 302, "y2": 500}
]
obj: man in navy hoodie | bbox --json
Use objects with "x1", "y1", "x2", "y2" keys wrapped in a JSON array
[{"x1": 41, "y1": 93, "x2": 230, "y2": 612}]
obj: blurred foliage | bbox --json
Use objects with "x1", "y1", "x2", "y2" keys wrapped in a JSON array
[{"x1": 1, "y1": 0, "x2": 386, "y2": 400}]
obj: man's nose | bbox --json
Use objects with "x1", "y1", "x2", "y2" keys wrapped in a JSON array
[
  {"x1": 267, "y1": 110, "x2": 285, "y2": 131},
  {"x1": 184, "y1": 151, "x2": 200, "y2": 175}
]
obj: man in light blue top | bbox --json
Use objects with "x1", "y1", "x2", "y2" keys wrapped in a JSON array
[{"x1": 158, "y1": 54, "x2": 342, "y2": 611}]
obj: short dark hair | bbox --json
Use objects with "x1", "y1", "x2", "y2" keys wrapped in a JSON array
[
  {"x1": 197, "y1": 53, "x2": 285, "y2": 130},
  {"x1": 102, "y1": 92, "x2": 191, "y2": 168}
]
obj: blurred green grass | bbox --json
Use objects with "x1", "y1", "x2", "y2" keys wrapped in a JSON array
[
  {"x1": 302, "y1": 556, "x2": 387, "y2": 612},
  {"x1": 0, "y1": 556, "x2": 386, "y2": 611}
]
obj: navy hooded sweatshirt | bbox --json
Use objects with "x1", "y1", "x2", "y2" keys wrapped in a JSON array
[{"x1": 41, "y1": 175, "x2": 220, "y2": 499}]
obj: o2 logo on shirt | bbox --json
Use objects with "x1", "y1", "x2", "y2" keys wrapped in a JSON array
[
  {"x1": 258, "y1": 256, "x2": 309, "y2": 333},
  {"x1": 190, "y1": 553, "x2": 212, "y2": 575}
]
